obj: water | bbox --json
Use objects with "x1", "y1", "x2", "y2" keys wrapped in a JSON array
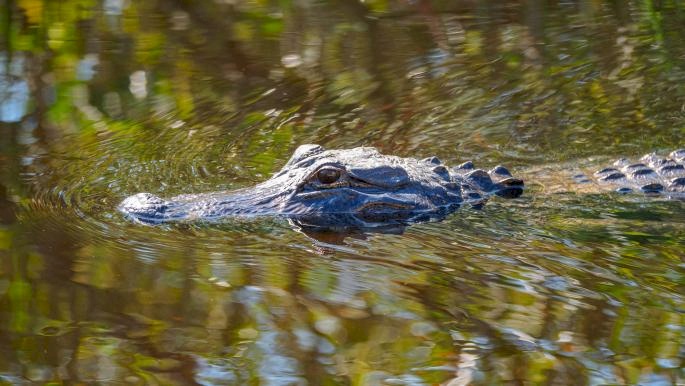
[{"x1": 1, "y1": 0, "x2": 685, "y2": 384}]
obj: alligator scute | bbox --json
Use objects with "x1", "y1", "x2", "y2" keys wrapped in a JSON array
[{"x1": 580, "y1": 149, "x2": 685, "y2": 197}]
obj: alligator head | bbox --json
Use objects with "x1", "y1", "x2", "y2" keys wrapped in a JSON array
[{"x1": 119, "y1": 144, "x2": 523, "y2": 228}]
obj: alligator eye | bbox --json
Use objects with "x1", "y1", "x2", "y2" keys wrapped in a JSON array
[{"x1": 317, "y1": 168, "x2": 341, "y2": 184}]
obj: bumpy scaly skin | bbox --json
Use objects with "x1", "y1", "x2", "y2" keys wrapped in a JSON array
[
  {"x1": 574, "y1": 149, "x2": 685, "y2": 197},
  {"x1": 119, "y1": 145, "x2": 524, "y2": 227}
]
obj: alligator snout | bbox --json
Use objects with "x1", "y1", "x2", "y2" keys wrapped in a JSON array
[{"x1": 118, "y1": 193, "x2": 173, "y2": 224}]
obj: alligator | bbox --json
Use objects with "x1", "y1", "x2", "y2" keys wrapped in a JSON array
[
  {"x1": 118, "y1": 144, "x2": 524, "y2": 228},
  {"x1": 572, "y1": 149, "x2": 685, "y2": 195},
  {"x1": 118, "y1": 145, "x2": 685, "y2": 229}
]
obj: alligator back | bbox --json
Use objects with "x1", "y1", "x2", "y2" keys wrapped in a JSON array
[{"x1": 571, "y1": 149, "x2": 685, "y2": 198}]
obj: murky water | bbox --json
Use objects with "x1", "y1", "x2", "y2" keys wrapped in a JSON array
[{"x1": 1, "y1": 1, "x2": 685, "y2": 384}]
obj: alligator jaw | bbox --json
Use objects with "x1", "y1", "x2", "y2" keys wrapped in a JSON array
[
  {"x1": 355, "y1": 201, "x2": 417, "y2": 223},
  {"x1": 118, "y1": 185, "x2": 287, "y2": 224}
]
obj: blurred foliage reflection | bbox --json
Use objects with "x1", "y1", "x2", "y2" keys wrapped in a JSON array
[{"x1": 1, "y1": 0, "x2": 685, "y2": 384}]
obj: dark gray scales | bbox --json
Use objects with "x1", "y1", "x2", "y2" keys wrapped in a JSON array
[
  {"x1": 119, "y1": 146, "x2": 685, "y2": 229},
  {"x1": 587, "y1": 149, "x2": 685, "y2": 196},
  {"x1": 119, "y1": 145, "x2": 525, "y2": 227},
  {"x1": 451, "y1": 164, "x2": 524, "y2": 199}
]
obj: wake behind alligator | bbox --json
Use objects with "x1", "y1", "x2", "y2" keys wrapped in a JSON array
[{"x1": 119, "y1": 145, "x2": 685, "y2": 228}]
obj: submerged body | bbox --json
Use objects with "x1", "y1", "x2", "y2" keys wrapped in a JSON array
[
  {"x1": 575, "y1": 149, "x2": 685, "y2": 197},
  {"x1": 118, "y1": 145, "x2": 524, "y2": 227}
]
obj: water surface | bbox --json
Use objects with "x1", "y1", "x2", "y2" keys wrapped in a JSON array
[{"x1": 1, "y1": 0, "x2": 685, "y2": 384}]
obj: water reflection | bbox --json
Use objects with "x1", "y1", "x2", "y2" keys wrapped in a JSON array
[
  {"x1": 1, "y1": 0, "x2": 685, "y2": 384},
  {"x1": 0, "y1": 54, "x2": 29, "y2": 123}
]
